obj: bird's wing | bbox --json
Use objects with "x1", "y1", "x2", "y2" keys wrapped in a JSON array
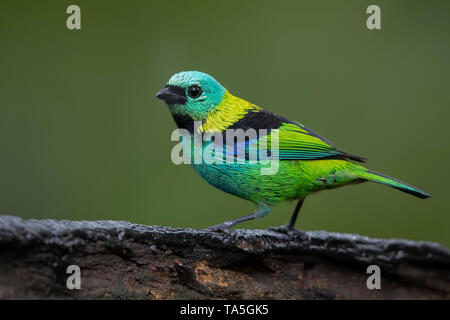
[
  {"x1": 271, "y1": 121, "x2": 366, "y2": 162},
  {"x1": 221, "y1": 110, "x2": 366, "y2": 162}
]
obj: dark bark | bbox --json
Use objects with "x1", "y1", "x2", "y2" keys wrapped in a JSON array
[{"x1": 0, "y1": 215, "x2": 449, "y2": 299}]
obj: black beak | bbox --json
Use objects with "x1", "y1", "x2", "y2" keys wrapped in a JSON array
[{"x1": 155, "y1": 85, "x2": 187, "y2": 105}]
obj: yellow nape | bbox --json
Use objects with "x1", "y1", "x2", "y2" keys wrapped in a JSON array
[{"x1": 198, "y1": 90, "x2": 261, "y2": 133}]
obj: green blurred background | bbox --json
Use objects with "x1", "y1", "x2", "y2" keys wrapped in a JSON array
[{"x1": 1, "y1": 1, "x2": 449, "y2": 247}]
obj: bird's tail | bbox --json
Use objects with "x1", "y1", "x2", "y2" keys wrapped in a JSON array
[{"x1": 356, "y1": 168, "x2": 431, "y2": 199}]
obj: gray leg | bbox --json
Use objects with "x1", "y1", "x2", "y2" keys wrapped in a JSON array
[
  {"x1": 206, "y1": 205, "x2": 270, "y2": 233},
  {"x1": 205, "y1": 213, "x2": 257, "y2": 232}
]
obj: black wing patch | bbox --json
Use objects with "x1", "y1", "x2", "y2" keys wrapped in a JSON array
[{"x1": 223, "y1": 110, "x2": 366, "y2": 162}]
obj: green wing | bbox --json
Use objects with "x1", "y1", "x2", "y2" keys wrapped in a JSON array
[
  {"x1": 269, "y1": 121, "x2": 366, "y2": 162},
  {"x1": 225, "y1": 109, "x2": 366, "y2": 162},
  {"x1": 218, "y1": 109, "x2": 365, "y2": 162}
]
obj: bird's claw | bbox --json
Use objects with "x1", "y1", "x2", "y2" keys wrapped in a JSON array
[
  {"x1": 204, "y1": 222, "x2": 235, "y2": 234},
  {"x1": 269, "y1": 224, "x2": 309, "y2": 240},
  {"x1": 269, "y1": 224, "x2": 296, "y2": 235}
]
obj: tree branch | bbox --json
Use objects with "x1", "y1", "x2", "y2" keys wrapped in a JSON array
[{"x1": 0, "y1": 215, "x2": 448, "y2": 299}]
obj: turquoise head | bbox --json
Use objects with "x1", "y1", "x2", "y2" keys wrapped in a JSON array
[{"x1": 156, "y1": 71, "x2": 226, "y2": 124}]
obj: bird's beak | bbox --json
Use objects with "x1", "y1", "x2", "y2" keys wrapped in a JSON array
[{"x1": 155, "y1": 86, "x2": 187, "y2": 105}]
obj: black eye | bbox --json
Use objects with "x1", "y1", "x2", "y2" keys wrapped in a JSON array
[{"x1": 187, "y1": 85, "x2": 202, "y2": 99}]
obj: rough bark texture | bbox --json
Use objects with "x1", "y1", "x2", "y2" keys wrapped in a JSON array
[{"x1": 0, "y1": 215, "x2": 449, "y2": 299}]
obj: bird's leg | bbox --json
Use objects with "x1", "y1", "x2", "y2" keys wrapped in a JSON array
[
  {"x1": 269, "y1": 199, "x2": 305, "y2": 235},
  {"x1": 205, "y1": 213, "x2": 257, "y2": 233},
  {"x1": 205, "y1": 205, "x2": 270, "y2": 233}
]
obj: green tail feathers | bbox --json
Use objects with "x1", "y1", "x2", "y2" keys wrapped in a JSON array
[{"x1": 358, "y1": 169, "x2": 431, "y2": 199}]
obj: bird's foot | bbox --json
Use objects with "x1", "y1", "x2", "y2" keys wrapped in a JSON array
[
  {"x1": 268, "y1": 223, "x2": 296, "y2": 235},
  {"x1": 204, "y1": 221, "x2": 235, "y2": 234},
  {"x1": 269, "y1": 224, "x2": 309, "y2": 241}
]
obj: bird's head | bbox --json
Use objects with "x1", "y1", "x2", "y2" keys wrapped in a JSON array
[{"x1": 156, "y1": 71, "x2": 226, "y2": 121}]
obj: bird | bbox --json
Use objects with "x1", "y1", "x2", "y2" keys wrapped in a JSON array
[{"x1": 156, "y1": 71, "x2": 430, "y2": 233}]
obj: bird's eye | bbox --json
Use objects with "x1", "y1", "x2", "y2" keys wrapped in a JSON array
[{"x1": 187, "y1": 85, "x2": 202, "y2": 99}]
